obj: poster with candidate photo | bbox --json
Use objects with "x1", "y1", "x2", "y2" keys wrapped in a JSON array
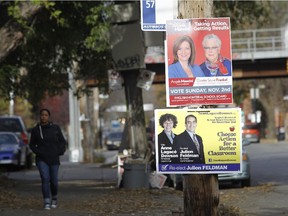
[
  {"x1": 154, "y1": 108, "x2": 242, "y2": 174},
  {"x1": 165, "y1": 18, "x2": 233, "y2": 107}
]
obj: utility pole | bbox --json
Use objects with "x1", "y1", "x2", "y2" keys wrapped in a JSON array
[{"x1": 178, "y1": 0, "x2": 220, "y2": 215}]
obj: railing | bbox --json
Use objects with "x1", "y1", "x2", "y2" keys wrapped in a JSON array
[{"x1": 231, "y1": 27, "x2": 288, "y2": 55}]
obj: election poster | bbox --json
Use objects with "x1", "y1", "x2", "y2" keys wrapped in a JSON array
[
  {"x1": 155, "y1": 108, "x2": 242, "y2": 174},
  {"x1": 165, "y1": 17, "x2": 233, "y2": 107}
]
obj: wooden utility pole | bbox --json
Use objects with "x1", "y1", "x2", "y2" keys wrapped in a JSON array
[{"x1": 178, "y1": 0, "x2": 220, "y2": 215}]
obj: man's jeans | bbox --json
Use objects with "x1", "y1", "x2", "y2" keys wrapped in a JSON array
[{"x1": 36, "y1": 160, "x2": 59, "y2": 202}]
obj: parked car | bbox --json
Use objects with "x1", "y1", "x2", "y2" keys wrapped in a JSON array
[
  {"x1": 0, "y1": 115, "x2": 30, "y2": 144},
  {"x1": 242, "y1": 123, "x2": 260, "y2": 143},
  {"x1": 169, "y1": 139, "x2": 251, "y2": 190},
  {"x1": 0, "y1": 132, "x2": 31, "y2": 170},
  {"x1": 104, "y1": 131, "x2": 123, "y2": 150},
  {"x1": 218, "y1": 138, "x2": 251, "y2": 187},
  {"x1": 0, "y1": 115, "x2": 33, "y2": 168}
]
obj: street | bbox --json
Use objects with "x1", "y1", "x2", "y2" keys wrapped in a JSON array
[
  {"x1": 246, "y1": 141, "x2": 288, "y2": 186},
  {"x1": 219, "y1": 140, "x2": 288, "y2": 216},
  {"x1": 1, "y1": 140, "x2": 288, "y2": 216}
]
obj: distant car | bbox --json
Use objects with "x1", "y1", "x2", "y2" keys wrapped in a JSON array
[
  {"x1": 242, "y1": 123, "x2": 260, "y2": 143},
  {"x1": 0, "y1": 115, "x2": 33, "y2": 168},
  {"x1": 0, "y1": 132, "x2": 31, "y2": 170},
  {"x1": 169, "y1": 139, "x2": 251, "y2": 190},
  {"x1": 104, "y1": 131, "x2": 123, "y2": 150}
]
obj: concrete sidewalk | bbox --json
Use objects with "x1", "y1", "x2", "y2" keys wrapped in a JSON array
[{"x1": 1, "y1": 161, "x2": 185, "y2": 216}]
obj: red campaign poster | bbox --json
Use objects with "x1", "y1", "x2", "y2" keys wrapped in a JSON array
[{"x1": 165, "y1": 18, "x2": 233, "y2": 107}]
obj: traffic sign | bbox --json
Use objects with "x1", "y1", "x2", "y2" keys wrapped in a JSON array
[{"x1": 140, "y1": 0, "x2": 178, "y2": 31}]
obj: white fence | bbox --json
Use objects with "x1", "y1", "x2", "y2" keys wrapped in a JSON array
[{"x1": 231, "y1": 27, "x2": 288, "y2": 55}]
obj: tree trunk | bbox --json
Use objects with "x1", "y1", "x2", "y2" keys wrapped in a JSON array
[
  {"x1": 183, "y1": 175, "x2": 219, "y2": 216},
  {"x1": 178, "y1": 0, "x2": 219, "y2": 215},
  {"x1": 81, "y1": 92, "x2": 97, "y2": 163},
  {"x1": 0, "y1": 2, "x2": 44, "y2": 63}
]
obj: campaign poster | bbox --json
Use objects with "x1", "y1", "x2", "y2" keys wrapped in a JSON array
[
  {"x1": 155, "y1": 108, "x2": 242, "y2": 174},
  {"x1": 165, "y1": 18, "x2": 233, "y2": 107}
]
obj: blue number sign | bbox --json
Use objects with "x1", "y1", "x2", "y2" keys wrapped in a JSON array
[{"x1": 141, "y1": 0, "x2": 177, "y2": 31}]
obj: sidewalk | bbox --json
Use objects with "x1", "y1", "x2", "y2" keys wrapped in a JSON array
[
  {"x1": 0, "y1": 163, "x2": 186, "y2": 216},
  {"x1": 1, "y1": 161, "x2": 288, "y2": 216}
]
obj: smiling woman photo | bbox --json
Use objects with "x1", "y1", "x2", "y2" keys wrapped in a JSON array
[
  {"x1": 168, "y1": 35, "x2": 205, "y2": 78},
  {"x1": 200, "y1": 34, "x2": 232, "y2": 77}
]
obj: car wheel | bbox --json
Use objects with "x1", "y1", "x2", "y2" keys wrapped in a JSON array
[{"x1": 241, "y1": 178, "x2": 251, "y2": 187}]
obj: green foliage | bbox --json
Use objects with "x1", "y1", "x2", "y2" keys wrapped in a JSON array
[
  {"x1": 213, "y1": 1, "x2": 272, "y2": 30},
  {"x1": 0, "y1": 65, "x2": 19, "y2": 100},
  {"x1": 6, "y1": 0, "x2": 58, "y2": 29},
  {"x1": 85, "y1": 4, "x2": 112, "y2": 52},
  {"x1": 7, "y1": 3, "x2": 23, "y2": 23},
  {"x1": 0, "y1": 1, "x2": 112, "y2": 107},
  {"x1": 0, "y1": 98, "x2": 9, "y2": 115}
]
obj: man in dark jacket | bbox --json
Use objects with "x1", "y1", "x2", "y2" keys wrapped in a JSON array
[
  {"x1": 29, "y1": 108, "x2": 67, "y2": 210},
  {"x1": 173, "y1": 114, "x2": 205, "y2": 164}
]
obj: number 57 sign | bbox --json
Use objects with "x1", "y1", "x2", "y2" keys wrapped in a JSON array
[{"x1": 140, "y1": 0, "x2": 178, "y2": 31}]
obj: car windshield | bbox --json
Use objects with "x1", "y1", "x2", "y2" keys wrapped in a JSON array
[
  {"x1": 0, "y1": 134, "x2": 17, "y2": 144},
  {"x1": 243, "y1": 124, "x2": 258, "y2": 130},
  {"x1": 109, "y1": 132, "x2": 122, "y2": 139},
  {"x1": 0, "y1": 119, "x2": 22, "y2": 132}
]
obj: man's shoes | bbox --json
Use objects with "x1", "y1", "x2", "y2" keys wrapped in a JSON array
[
  {"x1": 51, "y1": 199, "x2": 57, "y2": 208},
  {"x1": 44, "y1": 203, "x2": 51, "y2": 210}
]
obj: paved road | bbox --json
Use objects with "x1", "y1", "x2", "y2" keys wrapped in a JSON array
[
  {"x1": 227, "y1": 140, "x2": 288, "y2": 215},
  {"x1": 246, "y1": 140, "x2": 288, "y2": 186}
]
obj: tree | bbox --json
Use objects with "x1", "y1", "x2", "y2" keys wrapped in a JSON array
[
  {"x1": 0, "y1": 1, "x2": 44, "y2": 63},
  {"x1": 233, "y1": 83, "x2": 249, "y2": 107},
  {"x1": 213, "y1": 1, "x2": 272, "y2": 30},
  {"x1": 0, "y1": 1, "x2": 114, "y2": 163},
  {"x1": 0, "y1": 1, "x2": 150, "y2": 161},
  {"x1": 0, "y1": 1, "x2": 112, "y2": 108}
]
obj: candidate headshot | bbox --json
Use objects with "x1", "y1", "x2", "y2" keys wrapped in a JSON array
[
  {"x1": 200, "y1": 34, "x2": 232, "y2": 77},
  {"x1": 158, "y1": 113, "x2": 178, "y2": 147},
  {"x1": 173, "y1": 114, "x2": 205, "y2": 164},
  {"x1": 168, "y1": 35, "x2": 205, "y2": 78}
]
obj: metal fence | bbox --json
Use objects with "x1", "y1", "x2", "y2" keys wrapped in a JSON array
[{"x1": 231, "y1": 27, "x2": 288, "y2": 54}]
